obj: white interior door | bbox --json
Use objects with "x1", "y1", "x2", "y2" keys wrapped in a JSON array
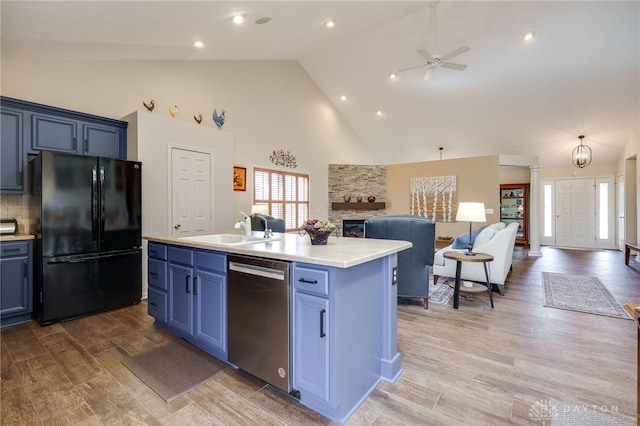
[
  {"x1": 555, "y1": 179, "x2": 595, "y2": 248},
  {"x1": 171, "y1": 147, "x2": 211, "y2": 235}
]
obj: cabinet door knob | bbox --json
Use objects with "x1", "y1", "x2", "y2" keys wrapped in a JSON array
[{"x1": 174, "y1": 224, "x2": 181, "y2": 230}]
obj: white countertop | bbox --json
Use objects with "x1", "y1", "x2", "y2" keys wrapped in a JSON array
[{"x1": 144, "y1": 231, "x2": 411, "y2": 268}]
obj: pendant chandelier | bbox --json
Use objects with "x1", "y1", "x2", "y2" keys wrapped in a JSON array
[{"x1": 572, "y1": 135, "x2": 592, "y2": 168}]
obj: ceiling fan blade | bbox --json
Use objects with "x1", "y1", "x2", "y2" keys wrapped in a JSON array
[
  {"x1": 417, "y1": 48, "x2": 433, "y2": 61},
  {"x1": 398, "y1": 64, "x2": 428, "y2": 73},
  {"x1": 422, "y1": 68, "x2": 434, "y2": 81},
  {"x1": 441, "y1": 62, "x2": 467, "y2": 71},
  {"x1": 441, "y1": 45, "x2": 470, "y2": 61}
]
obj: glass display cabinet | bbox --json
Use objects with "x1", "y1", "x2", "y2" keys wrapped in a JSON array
[{"x1": 500, "y1": 183, "x2": 529, "y2": 246}]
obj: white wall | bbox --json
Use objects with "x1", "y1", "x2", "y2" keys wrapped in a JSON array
[
  {"x1": 1, "y1": 59, "x2": 377, "y2": 221},
  {"x1": 123, "y1": 110, "x2": 235, "y2": 235},
  {"x1": 123, "y1": 111, "x2": 234, "y2": 298}
]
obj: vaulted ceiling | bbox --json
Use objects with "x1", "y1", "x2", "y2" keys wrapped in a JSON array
[{"x1": 2, "y1": 1, "x2": 638, "y2": 167}]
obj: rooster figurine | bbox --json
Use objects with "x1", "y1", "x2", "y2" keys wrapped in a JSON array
[
  {"x1": 169, "y1": 105, "x2": 179, "y2": 118},
  {"x1": 143, "y1": 99, "x2": 155, "y2": 112},
  {"x1": 213, "y1": 109, "x2": 225, "y2": 129},
  {"x1": 193, "y1": 113, "x2": 203, "y2": 124}
]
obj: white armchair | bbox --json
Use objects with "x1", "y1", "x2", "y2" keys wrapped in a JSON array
[{"x1": 433, "y1": 222, "x2": 519, "y2": 295}]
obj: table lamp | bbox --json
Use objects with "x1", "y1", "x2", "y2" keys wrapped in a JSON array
[
  {"x1": 251, "y1": 204, "x2": 269, "y2": 215},
  {"x1": 455, "y1": 202, "x2": 486, "y2": 256}
]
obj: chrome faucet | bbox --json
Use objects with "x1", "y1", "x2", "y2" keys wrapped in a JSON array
[{"x1": 256, "y1": 214, "x2": 273, "y2": 238}]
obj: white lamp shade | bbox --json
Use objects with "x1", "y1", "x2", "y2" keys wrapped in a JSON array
[
  {"x1": 251, "y1": 204, "x2": 269, "y2": 215},
  {"x1": 456, "y1": 202, "x2": 486, "y2": 223}
]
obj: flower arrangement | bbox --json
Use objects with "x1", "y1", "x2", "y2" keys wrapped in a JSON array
[{"x1": 302, "y1": 219, "x2": 336, "y2": 245}]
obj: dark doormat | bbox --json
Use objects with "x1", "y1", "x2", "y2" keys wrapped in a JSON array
[{"x1": 122, "y1": 339, "x2": 226, "y2": 402}]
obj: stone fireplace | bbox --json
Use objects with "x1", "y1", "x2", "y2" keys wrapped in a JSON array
[{"x1": 328, "y1": 164, "x2": 387, "y2": 236}]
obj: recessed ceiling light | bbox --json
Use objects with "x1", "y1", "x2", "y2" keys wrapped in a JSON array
[
  {"x1": 255, "y1": 17, "x2": 271, "y2": 25},
  {"x1": 376, "y1": 110, "x2": 383, "y2": 116},
  {"x1": 523, "y1": 30, "x2": 535, "y2": 41},
  {"x1": 389, "y1": 72, "x2": 397, "y2": 80},
  {"x1": 325, "y1": 20, "x2": 335, "y2": 28},
  {"x1": 233, "y1": 14, "x2": 244, "y2": 24},
  {"x1": 340, "y1": 95, "x2": 347, "y2": 101},
  {"x1": 194, "y1": 40, "x2": 205, "y2": 48}
]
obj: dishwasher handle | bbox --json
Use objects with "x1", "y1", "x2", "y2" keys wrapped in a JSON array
[{"x1": 229, "y1": 261, "x2": 286, "y2": 281}]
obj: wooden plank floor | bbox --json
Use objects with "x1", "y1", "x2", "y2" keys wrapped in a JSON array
[{"x1": 2, "y1": 247, "x2": 639, "y2": 425}]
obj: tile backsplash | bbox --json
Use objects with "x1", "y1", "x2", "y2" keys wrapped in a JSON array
[{"x1": 0, "y1": 193, "x2": 37, "y2": 233}]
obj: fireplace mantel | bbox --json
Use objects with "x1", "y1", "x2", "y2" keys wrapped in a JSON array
[{"x1": 332, "y1": 202, "x2": 386, "y2": 210}]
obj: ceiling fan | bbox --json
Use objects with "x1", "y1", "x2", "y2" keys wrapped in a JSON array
[{"x1": 398, "y1": 2, "x2": 470, "y2": 81}]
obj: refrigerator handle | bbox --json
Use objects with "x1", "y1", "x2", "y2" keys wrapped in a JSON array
[
  {"x1": 100, "y1": 166, "x2": 106, "y2": 242},
  {"x1": 92, "y1": 166, "x2": 98, "y2": 241}
]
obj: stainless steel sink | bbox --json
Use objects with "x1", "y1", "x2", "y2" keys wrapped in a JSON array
[{"x1": 178, "y1": 234, "x2": 281, "y2": 246}]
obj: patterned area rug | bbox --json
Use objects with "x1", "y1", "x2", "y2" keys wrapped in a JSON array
[
  {"x1": 429, "y1": 282, "x2": 454, "y2": 305},
  {"x1": 542, "y1": 272, "x2": 631, "y2": 320}
]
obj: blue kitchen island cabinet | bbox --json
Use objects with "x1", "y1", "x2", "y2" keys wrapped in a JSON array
[
  {"x1": 147, "y1": 242, "x2": 227, "y2": 361},
  {"x1": 292, "y1": 258, "x2": 401, "y2": 423},
  {"x1": 144, "y1": 233, "x2": 408, "y2": 424}
]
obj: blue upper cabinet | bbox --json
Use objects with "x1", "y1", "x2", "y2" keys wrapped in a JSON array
[
  {"x1": 31, "y1": 113, "x2": 78, "y2": 154},
  {"x1": 0, "y1": 107, "x2": 25, "y2": 193},
  {"x1": 1, "y1": 96, "x2": 127, "y2": 165},
  {"x1": 31, "y1": 111, "x2": 125, "y2": 158}
]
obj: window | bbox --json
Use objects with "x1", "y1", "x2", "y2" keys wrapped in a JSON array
[
  {"x1": 543, "y1": 183, "x2": 553, "y2": 237},
  {"x1": 254, "y1": 167, "x2": 309, "y2": 231}
]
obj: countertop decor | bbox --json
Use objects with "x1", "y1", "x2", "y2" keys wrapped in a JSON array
[{"x1": 302, "y1": 218, "x2": 336, "y2": 245}]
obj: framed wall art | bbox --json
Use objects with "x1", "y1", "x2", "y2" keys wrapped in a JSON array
[
  {"x1": 233, "y1": 166, "x2": 246, "y2": 191},
  {"x1": 409, "y1": 175, "x2": 457, "y2": 222}
]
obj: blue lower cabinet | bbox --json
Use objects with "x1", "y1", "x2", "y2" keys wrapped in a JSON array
[
  {"x1": 0, "y1": 240, "x2": 33, "y2": 327},
  {"x1": 147, "y1": 287, "x2": 167, "y2": 322},
  {"x1": 293, "y1": 292, "x2": 331, "y2": 403},
  {"x1": 147, "y1": 243, "x2": 227, "y2": 360},
  {"x1": 194, "y1": 269, "x2": 226, "y2": 353}
]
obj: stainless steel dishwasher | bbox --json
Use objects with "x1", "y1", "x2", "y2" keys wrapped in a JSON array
[{"x1": 227, "y1": 254, "x2": 291, "y2": 393}]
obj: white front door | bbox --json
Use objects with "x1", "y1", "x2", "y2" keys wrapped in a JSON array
[
  {"x1": 555, "y1": 179, "x2": 596, "y2": 248},
  {"x1": 171, "y1": 147, "x2": 211, "y2": 235}
]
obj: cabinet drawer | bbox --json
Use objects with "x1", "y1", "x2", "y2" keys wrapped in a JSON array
[
  {"x1": 148, "y1": 258, "x2": 167, "y2": 290},
  {"x1": 147, "y1": 242, "x2": 167, "y2": 260},
  {"x1": 1, "y1": 241, "x2": 29, "y2": 257},
  {"x1": 195, "y1": 250, "x2": 226, "y2": 273},
  {"x1": 293, "y1": 266, "x2": 329, "y2": 297},
  {"x1": 168, "y1": 246, "x2": 193, "y2": 266},
  {"x1": 147, "y1": 287, "x2": 167, "y2": 322}
]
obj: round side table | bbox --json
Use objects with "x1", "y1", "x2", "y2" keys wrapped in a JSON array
[{"x1": 442, "y1": 251, "x2": 494, "y2": 309}]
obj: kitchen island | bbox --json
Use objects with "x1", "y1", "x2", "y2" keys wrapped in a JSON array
[{"x1": 144, "y1": 232, "x2": 411, "y2": 424}]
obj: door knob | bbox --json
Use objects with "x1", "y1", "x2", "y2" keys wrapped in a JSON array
[{"x1": 174, "y1": 224, "x2": 181, "y2": 230}]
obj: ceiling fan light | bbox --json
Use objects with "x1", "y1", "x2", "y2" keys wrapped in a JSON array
[
  {"x1": 233, "y1": 14, "x2": 244, "y2": 24},
  {"x1": 571, "y1": 135, "x2": 592, "y2": 168}
]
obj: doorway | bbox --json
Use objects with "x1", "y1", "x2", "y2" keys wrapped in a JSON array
[
  {"x1": 541, "y1": 177, "x2": 615, "y2": 249},
  {"x1": 170, "y1": 147, "x2": 212, "y2": 235}
]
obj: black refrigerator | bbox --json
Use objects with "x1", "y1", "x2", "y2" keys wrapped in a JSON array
[{"x1": 31, "y1": 151, "x2": 142, "y2": 325}]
